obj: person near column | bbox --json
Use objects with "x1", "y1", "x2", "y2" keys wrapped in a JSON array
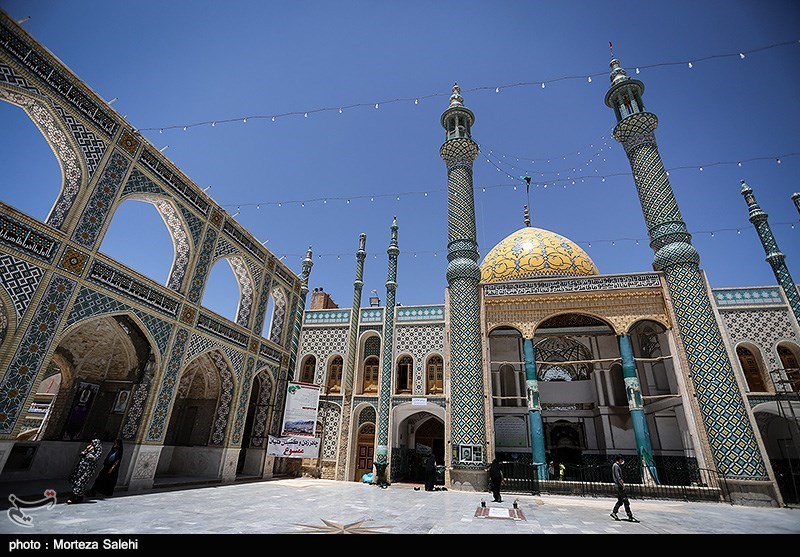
[
  {"x1": 424, "y1": 452, "x2": 437, "y2": 492},
  {"x1": 89, "y1": 438, "x2": 124, "y2": 498},
  {"x1": 66, "y1": 438, "x2": 103, "y2": 504},
  {"x1": 610, "y1": 454, "x2": 640, "y2": 522},
  {"x1": 488, "y1": 457, "x2": 503, "y2": 502}
]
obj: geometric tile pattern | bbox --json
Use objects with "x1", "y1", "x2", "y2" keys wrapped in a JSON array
[
  {"x1": 319, "y1": 401, "x2": 342, "y2": 461},
  {"x1": 719, "y1": 308, "x2": 800, "y2": 380},
  {"x1": 179, "y1": 205, "x2": 205, "y2": 248},
  {"x1": 146, "y1": 327, "x2": 190, "y2": 442},
  {"x1": 66, "y1": 286, "x2": 174, "y2": 356},
  {"x1": 152, "y1": 198, "x2": 190, "y2": 292},
  {"x1": 0, "y1": 253, "x2": 44, "y2": 325},
  {"x1": 138, "y1": 149, "x2": 210, "y2": 216},
  {"x1": 377, "y1": 228, "x2": 398, "y2": 463},
  {"x1": 120, "y1": 357, "x2": 158, "y2": 441},
  {"x1": 484, "y1": 274, "x2": 662, "y2": 297},
  {"x1": 196, "y1": 312, "x2": 249, "y2": 350},
  {"x1": 249, "y1": 367, "x2": 275, "y2": 448},
  {"x1": 58, "y1": 246, "x2": 88, "y2": 276},
  {"x1": 0, "y1": 299, "x2": 6, "y2": 345},
  {"x1": 0, "y1": 21, "x2": 118, "y2": 136},
  {"x1": 0, "y1": 90, "x2": 81, "y2": 230},
  {"x1": 87, "y1": 260, "x2": 180, "y2": 318},
  {"x1": 0, "y1": 63, "x2": 40, "y2": 94},
  {"x1": 267, "y1": 287, "x2": 287, "y2": 345},
  {"x1": 713, "y1": 287, "x2": 784, "y2": 307},
  {"x1": 304, "y1": 309, "x2": 351, "y2": 325},
  {"x1": 298, "y1": 326, "x2": 349, "y2": 385},
  {"x1": 357, "y1": 404, "x2": 376, "y2": 426},
  {"x1": 396, "y1": 306, "x2": 445, "y2": 322},
  {"x1": 617, "y1": 116, "x2": 768, "y2": 480},
  {"x1": 0, "y1": 273, "x2": 76, "y2": 433},
  {"x1": 185, "y1": 332, "x2": 245, "y2": 379},
  {"x1": 207, "y1": 350, "x2": 234, "y2": 446},
  {"x1": 442, "y1": 136, "x2": 487, "y2": 468},
  {"x1": 364, "y1": 335, "x2": 381, "y2": 358},
  {"x1": 360, "y1": 308, "x2": 383, "y2": 323},
  {"x1": 395, "y1": 325, "x2": 445, "y2": 395},
  {"x1": 72, "y1": 150, "x2": 130, "y2": 248},
  {"x1": 270, "y1": 374, "x2": 288, "y2": 436},
  {"x1": 187, "y1": 227, "x2": 218, "y2": 303},
  {"x1": 51, "y1": 102, "x2": 106, "y2": 177},
  {"x1": 222, "y1": 219, "x2": 266, "y2": 263},
  {"x1": 117, "y1": 130, "x2": 140, "y2": 157},
  {"x1": 252, "y1": 276, "x2": 272, "y2": 335},
  {"x1": 213, "y1": 237, "x2": 239, "y2": 259}
]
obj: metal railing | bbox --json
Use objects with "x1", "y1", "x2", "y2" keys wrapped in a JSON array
[{"x1": 500, "y1": 461, "x2": 730, "y2": 503}]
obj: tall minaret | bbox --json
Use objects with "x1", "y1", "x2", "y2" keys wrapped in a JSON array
[
  {"x1": 287, "y1": 246, "x2": 313, "y2": 381},
  {"x1": 741, "y1": 181, "x2": 800, "y2": 328},
  {"x1": 792, "y1": 192, "x2": 800, "y2": 216},
  {"x1": 335, "y1": 233, "x2": 367, "y2": 481},
  {"x1": 440, "y1": 83, "x2": 487, "y2": 489},
  {"x1": 375, "y1": 217, "x2": 399, "y2": 486},
  {"x1": 605, "y1": 59, "x2": 770, "y2": 484}
]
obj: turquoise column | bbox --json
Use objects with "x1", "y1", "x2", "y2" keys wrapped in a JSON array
[
  {"x1": 523, "y1": 339, "x2": 547, "y2": 480},
  {"x1": 605, "y1": 58, "x2": 768, "y2": 481},
  {"x1": 375, "y1": 217, "x2": 399, "y2": 485},
  {"x1": 741, "y1": 181, "x2": 800, "y2": 329},
  {"x1": 618, "y1": 334, "x2": 659, "y2": 483}
]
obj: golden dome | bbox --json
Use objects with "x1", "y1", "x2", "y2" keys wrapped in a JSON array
[{"x1": 480, "y1": 227, "x2": 599, "y2": 283}]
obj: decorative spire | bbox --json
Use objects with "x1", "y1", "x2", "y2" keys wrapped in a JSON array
[
  {"x1": 449, "y1": 82, "x2": 463, "y2": 107},
  {"x1": 791, "y1": 192, "x2": 800, "y2": 215},
  {"x1": 741, "y1": 180, "x2": 766, "y2": 221},
  {"x1": 609, "y1": 58, "x2": 629, "y2": 86},
  {"x1": 523, "y1": 205, "x2": 531, "y2": 228},
  {"x1": 389, "y1": 215, "x2": 398, "y2": 248}
]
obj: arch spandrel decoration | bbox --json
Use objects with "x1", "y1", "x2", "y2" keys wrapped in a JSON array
[
  {"x1": 0, "y1": 88, "x2": 82, "y2": 230},
  {"x1": 484, "y1": 289, "x2": 671, "y2": 337}
]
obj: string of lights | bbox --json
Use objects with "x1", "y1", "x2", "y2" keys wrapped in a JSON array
[
  {"x1": 138, "y1": 39, "x2": 799, "y2": 134},
  {"x1": 269, "y1": 221, "x2": 798, "y2": 261},
  {"x1": 219, "y1": 151, "x2": 800, "y2": 210}
]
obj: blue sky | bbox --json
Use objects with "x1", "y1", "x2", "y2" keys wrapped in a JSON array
[{"x1": 1, "y1": 1, "x2": 799, "y2": 327}]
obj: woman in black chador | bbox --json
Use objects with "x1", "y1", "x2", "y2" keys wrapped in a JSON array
[
  {"x1": 90, "y1": 439, "x2": 123, "y2": 498},
  {"x1": 424, "y1": 453, "x2": 437, "y2": 491},
  {"x1": 488, "y1": 457, "x2": 503, "y2": 503},
  {"x1": 66, "y1": 438, "x2": 103, "y2": 504}
]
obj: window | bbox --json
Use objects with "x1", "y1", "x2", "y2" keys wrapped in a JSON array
[
  {"x1": 396, "y1": 356, "x2": 413, "y2": 394},
  {"x1": 426, "y1": 355, "x2": 443, "y2": 394},
  {"x1": 736, "y1": 346, "x2": 766, "y2": 392},
  {"x1": 778, "y1": 344, "x2": 800, "y2": 392},
  {"x1": 327, "y1": 356, "x2": 343, "y2": 394},
  {"x1": 300, "y1": 356, "x2": 316, "y2": 384},
  {"x1": 362, "y1": 356, "x2": 379, "y2": 394}
]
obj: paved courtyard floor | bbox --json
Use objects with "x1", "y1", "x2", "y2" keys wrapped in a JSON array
[{"x1": 1, "y1": 478, "x2": 798, "y2": 535}]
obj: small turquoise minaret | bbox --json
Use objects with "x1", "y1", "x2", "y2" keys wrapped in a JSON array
[
  {"x1": 335, "y1": 233, "x2": 367, "y2": 481},
  {"x1": 605, "y1": 56, "x2": 770, "y2": 486},
  {"x1": 741, "y1": 181, "x2": 800, "y2": 329},
  {"x1": 287, "y1": 246, "x2": 313, "y2": 380},
  {"x1": 440, "y1": 83, "x2": 487, "y2": 490},
  {"x1": 375, "y1": 217, "x2": 399, "y2": 485}
]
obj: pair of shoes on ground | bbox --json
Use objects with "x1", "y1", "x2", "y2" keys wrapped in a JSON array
[
  {"x1": 492, "y1": 499, "x2": 503, "y2": 503},
  {"x1": 610, "y1": 512, "x2": 640, "y2": 523}
]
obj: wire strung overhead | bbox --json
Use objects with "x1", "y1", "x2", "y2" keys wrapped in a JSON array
[
  {"x1": 219, "y1": 151, "x2": 799, "y2": 210},
  {"x1": 138, "y1": 39, "x2": 799, "y2": 133}
]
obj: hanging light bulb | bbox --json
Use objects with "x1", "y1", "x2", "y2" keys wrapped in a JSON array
[
  {"x1": 278, "y1": 203, "x2": 282, "y2": 207},
  {"x1": 346, "y1": 199, "x2": 350, "y2": 204},
  {"x1": 183, "y1": 126, "x2": 187, "y2": 131},
  {"x1": 739, "y1": 53, "x2": 746, "y2": 59},
  {"x1": 414, "y1": 99, "x2": 419, "y2": 105},
  {"x1": 256, "y1": 204, "x2": 260, "y2": 210},
  {"x1": 495, "y1": 87, "x2": 500, "y2": 93},
  {"x1": 301, "y1": 202, "x2": 304, "y2": 207},
  {"x1": 587, "y1": 76, "x2": 592, "y2": 83},
  {"x1": 375, "y1": 103, "x2": 379, "y2": 109},
  {"x1": 588, "y1": 242, "x2": 592, "y2": 248},
  {"x1": 370, "y1": 197, "x2": 374, "y2": 202},
  {"x1": 710, "y1": 232, "x2": 714, "y2": 237},
  {"x1": 243, "y1": 118, "x2": 247, "y2": 123},
  {"x1": 777, "y1": 158, "x2": 782, "y2": 164},
  {"x1": 396, "y1": 195, "x2": 400, "y2": 201},
  {"x1": 737, "y1": 161, "x2": 742, "y2": 167},
  {"x1": 541, "y1": 82, "x2": 545, "y2": 89},
  {"x1": 211, "y1": 121, "x2": 216, "y2": 127},
  {"x1": 304, "y1": 112, "x2": 308, "y2": 118},
  {"x1": 513, "y1": 185, "x2": 517, "y2": 190},
  {"x1": 323, "y1": 199, "x2": 327, "y2": 204},
  {"x1": 272, "y1": 116, "x2": 276, "y2": 122},
  {"x1": 737, "y1": 229, "x2": 741, "y2": 234},
  {"x1": 635, "y1": 68, "x2": 640, "y2": 74},
  {"x1": 482, "y1": 187, "x2": 486, "y2": 192},
  {"x1": 635, "y1": 240, "x2": 639, "y2": 245},
  {"x1": 688, "y1": 62, "x2": 693, "y2": 68},
  {"x1": 338, "y1": 108, "x2": 343, "y2": 114},
  {"x1": 424, "y1": 192, "x2": 428, "y2": 197},
  {"x1": 612, "y1": 241, "x2": 616, "y2": 246}
]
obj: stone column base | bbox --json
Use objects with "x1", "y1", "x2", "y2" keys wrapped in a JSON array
[
  {"x1": 449, "y1": 468, "x2": 488, "y2": 492},
  {"x1": 723, "y1": 478, "x2": 782, "y2": 507},
  {"x1": 126, "y1": 444, "x2": 163, "y2": 491},
  {"x1": 241, "y1": 448, "x2": 265, "y2": 476},
  {"x1": 221, "y1": 448, "x2": 240, "y2": 483},
  {"x1": 262, "y1": 455, "x2": 276, "y2": 479}
]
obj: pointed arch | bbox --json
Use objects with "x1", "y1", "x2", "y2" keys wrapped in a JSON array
[{"x1": 0, "y1": 87, "x2": 83, "y2": 229}]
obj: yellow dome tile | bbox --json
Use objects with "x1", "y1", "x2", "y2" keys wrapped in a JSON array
[{"x1": 480, "y1": 227, "x2": 599, "y2": 283}]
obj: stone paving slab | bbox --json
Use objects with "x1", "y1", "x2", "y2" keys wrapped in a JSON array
[{"x1": 0, "y1": 478, "x2": 798, "y2": 535}]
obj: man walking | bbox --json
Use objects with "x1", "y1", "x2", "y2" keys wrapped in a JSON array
[{"x1": 610, "y1": 454, "x2": 640, "y2": 523}]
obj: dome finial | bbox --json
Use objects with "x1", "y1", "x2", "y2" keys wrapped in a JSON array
[
  {"x1": 609, "y1": 57, "x2": 629, "y2": 86},
  {"x1": 523, "y1": 205, "x2": 531, "y2": 228},
  {"x1": 449, "y1": 82, "x2": 464, "y2": 107}
]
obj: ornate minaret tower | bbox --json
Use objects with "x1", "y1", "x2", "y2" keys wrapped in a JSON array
[
  {"x1": 335, "y1": 233, "x2": 367, "y2": 481},
  {"x1": 792, "y1": 192, "x2": 800, "y2": 216},
  {"x1": 287, "y1": 246, "x2": 313, "y2": 380},
  {"x1": 605, "y1": 59, "x2": 772, "y2": 488},
  {"x1": 741, "y1": 181, "x2": 800, "y2": 328},
  {"x1": 440, "y1": 83, "x2": 487, "y2": 489},
  {"x1": 375, "y1": 217, "x2": 399, "y2": 485}
]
